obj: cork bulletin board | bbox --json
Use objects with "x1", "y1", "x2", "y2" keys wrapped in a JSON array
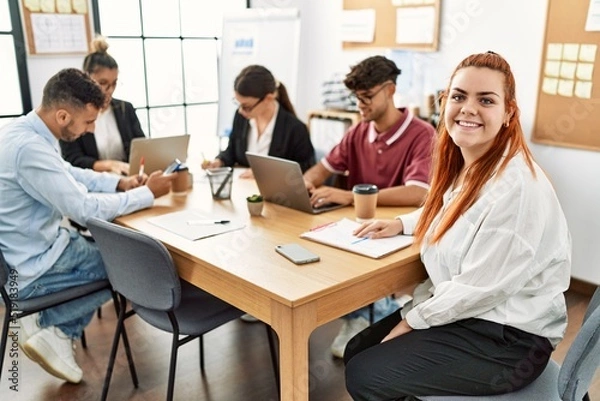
[
  {"x1": 342, "y1": 0, "x2": 440, "y2": 52},
  {"x1": 20, "y1": 0, "x2": 92, "y2": 55},
  {"x1": 532, "y1": 0, "x2": 600, "y2": 151}
]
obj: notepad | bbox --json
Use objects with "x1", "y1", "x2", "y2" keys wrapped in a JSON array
[
  {"x1": 300, "y1": 218, "x2": 414, "y2": 259},
  {"x1": 147, "y1": 210, "x2": 244, "y2": 241}
]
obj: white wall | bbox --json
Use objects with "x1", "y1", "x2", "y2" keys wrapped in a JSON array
[
  {"x1": 24, "y1": 0, "x2": 600, "y2": 284},
  {"x1": 253, "y1": 0, "x2": 600, "y2": 285}
]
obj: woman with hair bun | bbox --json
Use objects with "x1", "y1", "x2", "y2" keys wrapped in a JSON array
[{"x1": 60, "y1": 35, "x2": 146, "y2": 176}]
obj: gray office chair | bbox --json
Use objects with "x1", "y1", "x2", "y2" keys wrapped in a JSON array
[
  {"x1": 87, "y1": 217, "x2": 279, "y2": 401},
  {"x1": 0, "y1": 247, "x2": 136, "y2": 384},
  {"x1": 420, "y1": 287, "x2": 600, "y2": 401}
]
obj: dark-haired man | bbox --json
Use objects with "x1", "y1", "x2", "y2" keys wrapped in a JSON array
[
  {"x1": 303, "y1": 56, "x2": 435, "y2": 358},
  {"x1": 0, "y1": 68, "x2": 176, "y2": 383}
]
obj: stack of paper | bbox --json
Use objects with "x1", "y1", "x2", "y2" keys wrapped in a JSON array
[
  {"x1": 300, "y1": 218, "x2": 414, "y2": 259},
  {"x1": 147, "y1": 210, "x2": 244, "y2": 241}
]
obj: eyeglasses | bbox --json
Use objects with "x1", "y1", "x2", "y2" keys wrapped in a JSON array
[
  {"x1": 232, "y1": 96, "x2": 265, "y2": 113},
  {"x1": 349, "y1": 82, "x2": 393, "y2": 106},
  {"x1": 96, "y1": 80, "x2": 118, "y2": 92}
]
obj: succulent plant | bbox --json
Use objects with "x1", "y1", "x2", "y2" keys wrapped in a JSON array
[{"x1": 246, "y1": 194, "x2": 263, "y2": 202}]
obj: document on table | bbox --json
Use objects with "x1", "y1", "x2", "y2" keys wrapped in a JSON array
[
  {"x1": 147, "y1": 210, "x2": 244, "y2": 241},
  {"x1": 300, "y1": 218, "x2": 414, "y2": 259}
]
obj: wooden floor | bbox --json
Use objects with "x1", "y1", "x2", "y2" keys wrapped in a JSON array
[{"x1": 1, "y1": 289, "x2": 598, "y2": 401}]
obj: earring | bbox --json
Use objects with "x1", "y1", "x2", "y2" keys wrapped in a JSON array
[{"x1": 504, "y1": 121, "x2": 509, "y2": 127}]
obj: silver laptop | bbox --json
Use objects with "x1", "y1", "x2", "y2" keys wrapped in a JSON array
[
  {"x1": 128, "y1": 135, "x2": 190, "y2": 175},
  {"x1": 246, "y1": 152, "x2": 345, "y2": 214}
]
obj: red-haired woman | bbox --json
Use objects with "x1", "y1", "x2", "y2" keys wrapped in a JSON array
[{"x1": 343, "y1": 52, "x2": 571, "y2": 400}]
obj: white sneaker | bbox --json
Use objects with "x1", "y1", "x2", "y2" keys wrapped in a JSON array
[
  {"x1": 240, "y1": 313, "x2": 259, "y2": 323},
  {"x1": 17, "y1": 313, "x2": 41, "y2": 348},
  {"x1": 23, "y1": 326, "x2": 83, "y2": 383},
  {"x1": 330, "y1": 316, "x2": 370, "y2": 358}
]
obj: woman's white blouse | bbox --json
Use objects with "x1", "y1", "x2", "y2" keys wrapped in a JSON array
[{"x1": 399, "y1": 154, "x2": 571, "y2": 347}]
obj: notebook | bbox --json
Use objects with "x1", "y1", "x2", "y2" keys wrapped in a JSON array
[
  {"x1": 300, "y1": 218, "x2": 414, "y2": 259},
  {"x1": 128, "y1": 135, "x2": 190, "y2": 175},
  {"x1": 245, "y1": 152, "x2": 345, "y2": 214}
]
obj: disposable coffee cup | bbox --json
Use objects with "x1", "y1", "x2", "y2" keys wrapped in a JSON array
[
  {"x1": 352, "y1": 184, "x2": 378, "y2": 222},
  {"x1": 207, "y1": 167, "x2": 233, "y2": 200},
  {"x1": 171, "y1": 168, "x2": 190, "y2": 196}
]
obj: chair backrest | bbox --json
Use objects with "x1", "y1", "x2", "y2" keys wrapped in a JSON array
[
  {"x1": 558, "y1": 286, "x2": 600, "y2": 401},
  {"x1": 86, "y1": 217, "x2": 181, "y2": 311}
]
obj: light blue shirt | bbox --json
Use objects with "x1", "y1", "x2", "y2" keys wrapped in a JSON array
[{"x1": 0, "y1": 111, "x2": 154, "y2": 289}]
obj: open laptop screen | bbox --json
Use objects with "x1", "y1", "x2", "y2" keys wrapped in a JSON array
[{"x1": 128, "y1": 135, "x2": 190, "y2": 175}]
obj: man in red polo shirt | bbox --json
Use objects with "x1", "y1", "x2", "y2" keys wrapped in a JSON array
[{"x1": 303, "y1": 55, "x2": 435, "y2": 358}]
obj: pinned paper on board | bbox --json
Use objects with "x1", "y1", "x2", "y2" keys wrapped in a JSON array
[
  {"x1": 542, "y1": 42, "x2": 595, "y2": 98},
  {"x1": 340, "y1": 9, "x2": 376, "y2": 43}
]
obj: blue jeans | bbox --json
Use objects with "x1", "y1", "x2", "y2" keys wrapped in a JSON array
[
  {"x1": 344, "y1": 296, "x2": 399, "y2": 322},
  {"x1": 18, "y1": 229, "x2": 111, "y2": 339}
]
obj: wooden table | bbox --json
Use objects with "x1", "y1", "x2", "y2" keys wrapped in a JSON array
[{"x1": 116, "y1": 174, "x2": 427, "y2": 401}]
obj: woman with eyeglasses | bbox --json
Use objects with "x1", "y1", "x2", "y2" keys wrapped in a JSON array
[
  {"x1": 60, "y1": 35, "x2": 146, "y2": 176},
  {"x1": 202, "y1": 65, "x2": 315, "y2": 178}
]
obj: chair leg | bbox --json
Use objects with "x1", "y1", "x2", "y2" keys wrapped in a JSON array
[
  {"x1": 101, "y1": 294, "x2": 127, "y2": 401},
  {"x1": 199, "y1": 335, "x2": 205, "y2": 372},
  {"x1": 368, "y1": 303, "x2": 375, "y2": 324},
  {"x1": 266, "y1": 324, "x2": 280, "y2": 397},
  {"x1": 80, "y1": 330, "x2": 87, "y2": 349},
  {"x1": 166, "y1": 312, "x2": 181, "y2": 401},
  {"x1": 97, "y1": 306, "x2": 102, "y2": 319},
  {"x1": 0, "y1": 311, "x2": 12, "y2": 382},
  {"x1": 111, "y1": 291, "x2": 138, "y2": 387}
]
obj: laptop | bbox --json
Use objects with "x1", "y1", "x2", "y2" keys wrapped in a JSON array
[
  {"x1": 128, "y1": 135, "x2": 190, "y2": 175},
  {"x1": 246, "y1": 152, "x2": 345, "y2": 214}
]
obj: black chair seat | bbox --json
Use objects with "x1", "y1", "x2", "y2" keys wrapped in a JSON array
[
  {"x1": 134, "y1": 280, "x2": 244, "y2": 335},
  {"x1": 16, "y1": 280, "x2": 111, "y2": 313}
]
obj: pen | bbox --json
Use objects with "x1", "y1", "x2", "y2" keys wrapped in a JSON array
[
  {"x1": 350, "y1": 237, "x2": 369, "y2": 245},
  {"x1": 309, "y1": 221, "x2": 336, "y2": 231},
  {"x1": 187, "y1": 220, "x2": 230, "y2": 226},
  {"x1": 138, "y1": 156, "x2": 145, "y2": 180}
]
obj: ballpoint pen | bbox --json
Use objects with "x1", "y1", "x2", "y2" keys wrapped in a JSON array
[
  {"x1": 350, "y1": 237, "x2": 369, "y2": 245},
  {"x1": 138, "y1": 156, "x2": 145, "y2": 180},
  {"x1": 187, "y1": 220, "x2": 230, "y2": 226}
]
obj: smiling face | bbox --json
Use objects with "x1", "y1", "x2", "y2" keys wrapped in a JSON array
[{"x1": 444, "y1": 66, "x2": 512, "y2": 164}]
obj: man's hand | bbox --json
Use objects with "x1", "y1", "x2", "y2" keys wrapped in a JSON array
[
  {"x1": 309, "y1": 186, "x2": 353, "y2": 208},
  {"x1": 381, "y1": 319, "x2": 413, "y2": 342},
  {"x1": 146, "y1": 171, "x2": 177, "y2": 198},
  {"x1": 117, "y1": 175, "x2": 144, "y2": 191}
]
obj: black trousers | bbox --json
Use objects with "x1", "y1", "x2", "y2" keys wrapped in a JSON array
[{"x1": 344, "y1": 311, "x2": 552, "y2": 401}]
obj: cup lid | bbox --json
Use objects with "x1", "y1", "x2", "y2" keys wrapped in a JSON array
[{"x1": 352, "y1": 184, "x2": 378, "y2": 194}]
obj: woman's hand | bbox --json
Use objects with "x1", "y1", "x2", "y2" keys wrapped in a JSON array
[
  {"x1": 238, "y1": 169, "x2": 254, "y2": 179},
  {"x1": 201, "y1": 159, "x2": 223, "y2": 169},
  {"x1": 353, "y1": 219, "x2": 404, "y2": 239},
  {"x1": 93, "y1": 160, "x2": 130, "y2": 176},
  {"x1": 381, "y1": 319, "x2": 413, "y2": 342}
]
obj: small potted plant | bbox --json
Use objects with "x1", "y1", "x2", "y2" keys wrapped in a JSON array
[{"x1": 246, "y1": 194, "x2": 264, "y2": 216}]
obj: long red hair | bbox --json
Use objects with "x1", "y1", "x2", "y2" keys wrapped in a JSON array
[{"x1": 414, "y1": 52, "x2": 535, "y2": 245}]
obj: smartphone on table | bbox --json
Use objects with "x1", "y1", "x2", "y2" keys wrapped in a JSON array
[{"x1": 275, "y1": 243, "x2": 320, "y2": 265}]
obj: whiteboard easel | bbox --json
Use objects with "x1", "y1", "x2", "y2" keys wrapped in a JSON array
[{"x1": 217, "y1": 8, "x2": 301, "y2": 139}]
